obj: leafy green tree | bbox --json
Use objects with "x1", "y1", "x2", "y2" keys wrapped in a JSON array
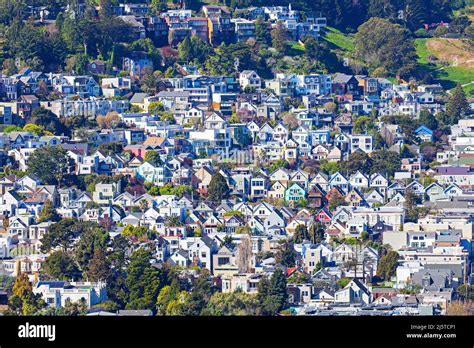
[
  {"x1": 8, "y1": 273, "x2": 45, "y2": 315},
  {"x1": 275, "y1": 239, "x2": 297, "y2": 267},
  {"x1": 418, "y1": 109, "x2": 438, "y2": 130},
  {"x1": 257, "y1": 269, "x2": 288, "y2": 315},
  {"x1": 341, "y1": 151, "x2": 373, "y2": 175},
  {"x1": 208, "y1": 172, "x2": 230, "y2": 202},
  {"x1": 354, "y1": 17, "x2": 417, "y2": 76},
  {"x1": 125, "y1": 249, "x2": 165, "y2": 311},
  {"x1": 370, "y1": 149, "x2": 401, "y2": 178},
  {"x1": 41, "y1": 251, "x2": 81, "y2": 281},
  {"x1": 40, "y1": 219, "x2": 81, "y2": 253},
  {"x1": 144, "y1": 150, "x2": 162, "y2": 166},
  {"x1": 86, "y1": 247, "x2": 111, "y2": 282},
  {"x1": 156, "y1": 279, "x2": 180, "y2": 315},
  {"x1": 337, "y1": 277, "x2": 350, "y2": 288},
  {"x1": 309, "y1": 222, "x2": 325, "y2": 244},
  {"x1": 165, "y1": 291, "x2": 191, "y2": 315},
  {"x1": 30, "y1": 107, "x2": 69, "y2": 135},
  {"x1": 97, "y1": 142, "x2": 123, "y2": 156},
  {"x1": 268, "y1": 159, "x2": 290, "y2": 173},
  {"x1": 271, "y1": 21, "x2": 290, "y2": 55},
  {"x1": 179, "y1": 270, "x2": 216, "y2": 315},
  {"x1": 74, "y1": 225, "x2": 109, "y2": 272},
  {"x1": 319, "y1": 160, "x2": 341, "y2": 175},
  {"x1": 376, "y1": 250, "x2": 399, "y2": 281},
  {"x1": 27, "y1": 145, "x2": 72, "y2": 185},
  {"x1": 202, "y1": 291, "x2": 260, "y2": 315},
  {"x1": 37, "y1": 199, "x2": 61, "y2": 223},
  {"x1": 178, "y1": 36, "x2": 212, "y2": 65},
  {"x1": 353, "y1": 116, "x2": 376, "y2": 134},
  {"x1": 255, "y1": 16, "x2": 271, "y2": 45},
  {"x1": 445, "y1": 84, "x2": 470, "y2": 125},
  {"x1": 148, "y1": 101, "x2": 165, "y2": 115}
]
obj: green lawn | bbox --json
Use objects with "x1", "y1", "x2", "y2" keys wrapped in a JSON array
[
  {"x1": 287, "y1": 41, "x2": 305, "y2": 56},
  {"x1": 415, "y1": 38, "x2": 431, "y2": 65},
  {"x1": 322, "y1": 26, "x2": 354, "y2": 53},
  {"x1": 415, "y1": 38, "x2": 474, "y2": 93}
]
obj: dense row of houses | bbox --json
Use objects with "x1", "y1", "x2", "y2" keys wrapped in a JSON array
[{"x1": 0, "y1": 3, "x2": 472, "y2": 316}]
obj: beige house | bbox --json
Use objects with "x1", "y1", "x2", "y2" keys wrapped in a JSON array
[{"x1": 268, "y1": 181, "x2": 287, "y2": 200}]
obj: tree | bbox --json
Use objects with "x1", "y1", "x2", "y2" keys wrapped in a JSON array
[
  {"x1": 341, "y1": 151, "x2": 373, "y2": 175},
  {"x1": 466, "y1": 24, "x2": 474, "y2": 48},
  {"x1": 370, "y1": 149, "x2": 401, "y2": 178},
  {"x1": 221, "y1": 234, "x2": 234, "y2": 249},
  {"x1": 40, "y1": 219, "x2": 81, "y2": 253},
  {"x1": 23, "y1": 124, "x2": 50, "y2": 136},
  {"x1": 179, "y1": 270, "x2": 216, "y2": 315},
  {"x1": 354, "y1": 18, "x2": 417, "y2": 76},
  {"x1": 27, "y1": 145, "x2": 72, "y2": 185},
  {"x1": 74, "y1": 224, "x2": 109, "y2": 273},
  {"x1": 418, "y1": 110, "x2": 438, "y2": 130},
  {"x1": 237, "y1": 235, "x2": 253, "y2": 273},
  {"x1": 445, "y1": 84, "x2": 470, "y2": 125},
  {"x1": 96, "y1": 112, "x2": 121, "y2": 129},
  {"x1": 309, "y1": 222, "x2": 325, "y2": 243},
  {"x1": 8, "y1": 274, "x2": 45, "y2": 315},
  {"x1": 144, "y1": 150, "x2": 162, "y2": 166},
  {"x1": 97, "y1": 141, "x2": 123, "y2": 156},
  {"x1": 271, "y1": 21, "x2": 289, "y2": 54},
  {"x1": 319, "y1": 160, "x2": 341, "y2": 175},
  {"x1": 255, "y1": 16, "x2": 271, "y2": 46},
  {"x1": 275, "y1": 240, "x2": 297, "y2": 267},
  {"x1": 208, "y1": 172, "x2": 230, "y2": 202},
  {"x1": 178, "y1": 36, "x2": 212, "y2": 65},
  {"x1": 148, "y1": 101, "x2": 165, "y2": 115},
  {"x1": 294, "y1": 225, "x2": 309, "y2": 244},
  {"x1": 86, "y1": 247, "x2": 111, "y2": 282},
  {"x1": 352, "y1": 116, "x2": 376, "y2": 134},
  {"x1": 376, "y1": 250, "x2": 399, "y2": 281},
  {"x1": 446, "y1": 301, "x2": 472, "y2": 316},
  {"x1": 37, "y1": 199, "x2": 61, "y2": 223},
  {"x1": 203, "y1": 292, "x2": 260, "y2": 316},
  {"x1": 41, "y1": 251, "x2": 81, "y2": 281},
  {"x1": 30, "y1": 107, "x2": 68, "y2": 135},
  {"x1": 125, "y1": 249, "x2": 165, "y2": 311},
  {"x1": 140, "y1": 73, "x2": 158, "y2": 94},
  {"x1": 156, "y1": 279, "x2": 180, "y2": 315},
  {"x1": 257, "y1": 269, "x2": 288, "y2": 315}
]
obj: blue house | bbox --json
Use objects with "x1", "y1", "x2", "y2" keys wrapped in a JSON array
[
  {"x1": 285, "y1": 183, "x2": 306, "y2": 202},
  {"x1": 414, "y1": 125, "x2": 433, "y2": 142}
]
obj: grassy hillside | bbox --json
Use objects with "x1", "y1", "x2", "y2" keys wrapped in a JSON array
[
  {"x1": 322, "y1": 26, "x2": 354, "y2": 54},
  {"x1": 415, "y1": 38, "x2": 474, "y2": 93}
]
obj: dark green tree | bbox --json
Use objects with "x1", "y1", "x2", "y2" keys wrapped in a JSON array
[
  {"x1": 208, "y1": 172, "x2": 230, "y2": 202},
  {"x1": 445, "y1": 84, "x2": 470, "y2": 125},
  {"x1": 275, "y1": 240, "x2": 297, "y2": 267},
  {"x1": 255, "y1": 16, "x2": 271, "y2": 46},
  {"x1": 27, "y1": 145, "x2": 72, "y2": 185},
  {"x1": 376, "y1": 250, "x2": 399, "y2": 281},
  {"x1": 86, "y1": 247, "x2": 111, "y2": 282},
  {"x1": 354, "y1": 17, "x2": 417, "y2": 76},
  {"x1": 370, "y1": 149, "x2": 401, "y2": 178},
  {"x1": 418, "y1": 110, "x2": 438, "y2": 130},
  {"x1": 294, "y1": 225, "x2": 309, "y2": 244},
  {"x1": 41, "y1": 251, "x2": 81, "y2": 281},
  {"x1": 125, "y1": 249, "x2": 165, "y2": 311},
  {"x1": 40, "y1": 219, "x2": 79, "y2": 253},
  {"x1": 271, "y1": 21, "x2": 289, "y2": 55},
  {"x1": 37, "y1": 199, "x2": 61, "y2": 223},
  {"x1": 257, "y1": 269, "x2": 288, "y2": 315}
]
